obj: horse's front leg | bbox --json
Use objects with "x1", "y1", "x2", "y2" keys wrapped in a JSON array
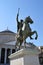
[
  {"x1": 30, "y1": 36, "x2": 33, "y2": 39},
  {"x1": 31, "y1": 31, "x2": 38, "y2": 40},
  {"x1": 33, "y1": 31, "x2": 38, "y2": 39}
]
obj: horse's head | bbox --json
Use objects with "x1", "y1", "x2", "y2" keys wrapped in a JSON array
[{"x1": 25, "y1": 16, "x2": 33, "y2": 24}]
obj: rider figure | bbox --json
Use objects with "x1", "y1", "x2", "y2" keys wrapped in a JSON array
[{"x1": 16, "y1": 8, "x2": 23, "y2": 37}]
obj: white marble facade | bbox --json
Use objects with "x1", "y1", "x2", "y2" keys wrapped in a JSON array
[
  {"x1": 0, "y1": 29, "x2": 16, "y2": 64},
  {"x1": 0, "y1": 41, "x2": 16, "y2": 64}
]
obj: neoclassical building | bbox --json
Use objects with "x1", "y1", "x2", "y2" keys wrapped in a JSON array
[{"x1": 0, "y1": 29, "x2": 17, "y2": 65}]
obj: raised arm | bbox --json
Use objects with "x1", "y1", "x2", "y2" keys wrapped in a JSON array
[{"x1": 16, "y1": 8, "x2": 20, "y2": 32}]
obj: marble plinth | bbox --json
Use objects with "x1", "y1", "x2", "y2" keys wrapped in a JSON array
[{"x1": 9, "y1": 48, "x2": 40, "y2": 65}]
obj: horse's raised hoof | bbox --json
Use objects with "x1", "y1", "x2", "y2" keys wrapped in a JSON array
[{"x1": 35, "y1": 37, "x2": 37, "y2": 40}]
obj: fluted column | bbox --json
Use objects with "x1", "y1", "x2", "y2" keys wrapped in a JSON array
[
  {"x1": 0, "y1": 48, "x2": 1, "y2": 63},
  {"x1": 10, "y1": 49, "x2": 12, "y2": 54},
  {"x1": 4, "y1": 48, "x2": 7, "y2": 64}
]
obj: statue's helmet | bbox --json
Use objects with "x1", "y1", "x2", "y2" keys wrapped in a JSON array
[{"x1": 25, "y1": 16, "x2": 33, "y2": 24}]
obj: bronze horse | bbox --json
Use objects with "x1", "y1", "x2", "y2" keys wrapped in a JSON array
[{"x1": 15, "y1": 16, "x2": 38, "y2": 50}]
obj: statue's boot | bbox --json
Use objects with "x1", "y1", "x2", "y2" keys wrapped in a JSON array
[{"x1": 35, "y1": 37, "x2": 37, "y2": 40}]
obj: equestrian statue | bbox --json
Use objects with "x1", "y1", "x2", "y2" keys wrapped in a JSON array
[{"x1": 15, "y1": 8, "x2": 38, "y2": 50}]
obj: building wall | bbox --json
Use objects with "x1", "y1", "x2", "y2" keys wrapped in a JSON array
[{"x1": 0, "y1": 34, "x2": 16, "y2": 44}]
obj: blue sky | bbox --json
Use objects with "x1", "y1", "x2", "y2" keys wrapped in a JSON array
[{"x1": 0, "y1": 0, "x2": 43, "y2": 46}]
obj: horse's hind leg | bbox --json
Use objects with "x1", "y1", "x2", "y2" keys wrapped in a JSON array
[
  {"x1": 24, "y1": 40, "x2": 26, "y2": 48},
  {"x1": 19, "y1": 41, "x2": 23, "y2": 50},
  {"x1": 15, "y1": 42, "x2": 17, "y2": 51},
  {"x1": 15, "y1": 40, "x2": 19, "y2": 51}
]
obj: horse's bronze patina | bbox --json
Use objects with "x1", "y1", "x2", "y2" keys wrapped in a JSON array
[{"x1": 15, "y1": 9, "x2": 38, "y2": 50}]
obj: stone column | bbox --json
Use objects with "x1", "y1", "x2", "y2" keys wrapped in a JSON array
[
  {"x1": 4, "y1": 48, "x2": 7, "y2": 64},
  {"x1": 10, "y1": 49, "x2": 12, "y2": 54},
  {"x1": 0, "y1": 48, "x2": 1, "y2": 63}
]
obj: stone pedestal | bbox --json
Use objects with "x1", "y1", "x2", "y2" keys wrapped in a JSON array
[{"x1": 9, "y1": 48, "x2": 40, "y2": 65}]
